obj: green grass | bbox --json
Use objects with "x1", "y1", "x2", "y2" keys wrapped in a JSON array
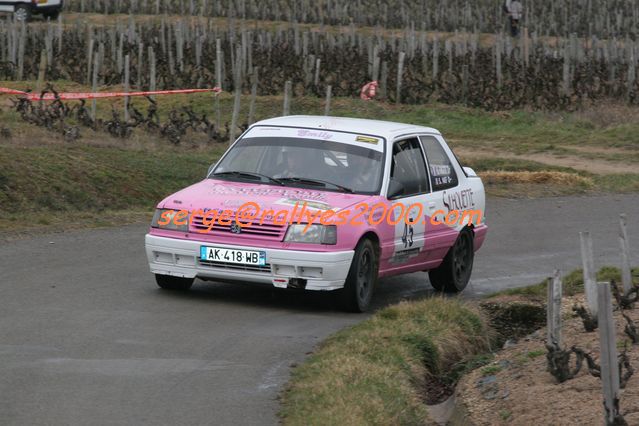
[
  {"x1": 279, "y1": 298, "x2": 491, "y2": 426},
  {"x1": 480, "y1": 365, "x2": 503, "y2": 376},
  {"x1": 489, "y1": 266, "x2": 639, "y2": 299},
  {"x1": 526, "y1": 349, "x2": 546, "y2": 359},
  {"x1": 500, "y1": 409, "x2": 512, "y2": 421},
  {"x1": 0, "y1": 143, "x2": 227, "y2": 233}
]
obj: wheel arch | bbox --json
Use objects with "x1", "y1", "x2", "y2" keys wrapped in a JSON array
[{"x1": 357, "y1": 231, "x2": 381, "y2": 258}]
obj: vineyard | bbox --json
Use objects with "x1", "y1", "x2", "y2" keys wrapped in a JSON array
[
  {"x1": 0, "y1": 3, "x2": 638, "y2": 111},
  {"x1": 63, "y1": 0, "x2": 639, "y2": 38}
]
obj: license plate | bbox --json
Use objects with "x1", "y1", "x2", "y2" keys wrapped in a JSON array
[{"x1": 200, "y1": 246, "x2": 266, "y2": 266}]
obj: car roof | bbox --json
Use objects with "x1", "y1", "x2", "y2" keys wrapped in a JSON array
[{"x1": 252, "y1": 115, "x2": 441, "y2": 141}]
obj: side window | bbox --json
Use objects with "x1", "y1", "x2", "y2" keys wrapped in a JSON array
[
  {"x1": 390, "y1": 138, "x2": 429, "y2": 196},
  {"x1": 420, "y1": 136, "x2": 458, "y2": 191}
]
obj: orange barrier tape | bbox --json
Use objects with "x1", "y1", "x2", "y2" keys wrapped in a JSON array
[
  {"x1": 0, "y1": 87, "x2": 222, "y2": 101},
  {"x1": 0, "y1": 88, "x2": 27, "y2": 95}
]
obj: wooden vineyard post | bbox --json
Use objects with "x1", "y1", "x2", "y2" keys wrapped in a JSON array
[
  {"x1": 247, "y1": 67, "x2": 258, "y2": 126},
  {"x1": 432, "y1": 37, "x2": 439, "y2": 80},
  {"x1": 396, "y1": 51, "x2": 405, "y2": 104},
  {"x1": 379, "y1": 61, "x2": 388, "y2": 99},
  {"x1": 523, "y1": 26, "x2": 530, "y2": 66},
  {"x1": 229, "y1": 53, "x2": 242, "y2": 146},
  {"x1": 36, "y1": 49, "x2": 47, "y2": 94},
  {"x1": 148, "y1": 46, "x2": 156, "y2": 101},
  {"x1": 580, "y1": 231, "x2": 598, "y2": 319},
  {"x1": 495, "y1": 34, "x2": 502, "y2": 89},
  {"x1": 91, "y1": 51, "x2": 100, "y2": 121},
  {"x1": 283, "y1": 80, "x2": 292, "y2": 116},
  {"x1": 86, "y1": 36, "x2": 94, "y2": 85},
  {"x1": 17, "y1": 22, "x2": 25, "y2": 81},
  {"x1": 124, "y1": 54, "x2": 130, "y2": 122},
  {"x1": 546, "y1": 270, "x2": 563, "y2": 350},
  {"x1": 137, "y1": 42, "x2": 144, "y2": 91},
  {"x1": 215, "y1": 38, "x2": 223, "y2": 132},
  {"x1": 324, "y1": 85, "x2": 332, "y2": 116},
  {"x1": 314, "y1": 58, "x2": 321, "y2": 88},
  {"x1": 597, "y1": 282, "x2": 621, "y2": 425},
  {"x1": 619, "y1": 214, "x2": 633, "y2": 295}
]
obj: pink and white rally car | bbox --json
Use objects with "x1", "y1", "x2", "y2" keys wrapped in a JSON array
[{"x1": 145, "y1": 116, "x2": 487, "y2": 312}]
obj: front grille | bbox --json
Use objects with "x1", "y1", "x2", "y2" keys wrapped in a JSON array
[
  {"x1": 198, "y1": 259, "x2": 272, "y2": 273},
  {"x1": 190, "y1": 214, "x2": 286, "y2": 241}
]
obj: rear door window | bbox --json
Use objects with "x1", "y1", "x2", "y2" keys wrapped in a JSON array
[
  {"x1": 420, "y1": 136, "x2": 458, "y2": 191},
  {"x1": 390, "y1": 138, "x2": 430, "y2": 196}
]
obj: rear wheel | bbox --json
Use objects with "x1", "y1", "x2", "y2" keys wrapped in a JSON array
[
  {"x1": 429, "y1": 228, "x2": 474, "y2": 293},
  {"x1": 155, "y1": 274, "x2": 194, "y2": 291},
  {"x1": 14, "y1": 5, "x2": 31, "y2": 22},
  {"x1": 337, "y1": 238, "x2": 378, "y2": 312}
]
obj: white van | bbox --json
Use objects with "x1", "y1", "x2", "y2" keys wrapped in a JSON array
[{"x1": 0, "y1": 0, "x2": 63, "y2": 21}]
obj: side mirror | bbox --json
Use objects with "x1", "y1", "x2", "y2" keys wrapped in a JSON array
[
  {"x1": 462, "y1": 166, "x2": 477, "y2": 177},
  {"x1": 207, "y1": 162, "x2": 217, "y2": 178},
  {"x1": 387, "y1": 178, "x2": 405, "y2": 200}
]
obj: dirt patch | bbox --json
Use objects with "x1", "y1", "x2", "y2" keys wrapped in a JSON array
[
  {"x1": 457, "y1": 294, "x2": 639, "y2": 425},
  {"x1": 568, "y1": 145, "x2": 638, "y2": 156},
  {"x1": 457, "y1": 147, "x2": 639, "y2": 175},
  {"x1": 480, "y1": 171, "x2": 593, "y2": 187},
  {"x1": 423, "y1": 374, "x2": 455, "y2": 405},
  {"x1": 479, "y1": 297, "x2": 547, "y2": 346}
]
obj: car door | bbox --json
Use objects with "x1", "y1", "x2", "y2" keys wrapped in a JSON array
[
  {"x1": 386, "y1": 137, "x2": 431, "y2": 269},
  {"x1": 419, "y1": 134, "x2": 468, "y2": 264}
]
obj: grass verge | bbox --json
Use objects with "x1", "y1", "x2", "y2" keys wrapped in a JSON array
[
  {"x1": 489, "y1": 266, "x2": 639, "y2": 299},
  {"x1": 0, "y1": 143, "x2": 227, "y2": 235},
  {"x1": 279, "y1": 298, "x2": 492, "y2": 425}
]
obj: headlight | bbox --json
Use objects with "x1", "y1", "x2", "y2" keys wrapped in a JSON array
[
  {"x1": 151, "y1": 209, "x2": 189, "y2": 232},
  {"x1": 284, "y1": 224, "x2": 337, "y2": 245}
]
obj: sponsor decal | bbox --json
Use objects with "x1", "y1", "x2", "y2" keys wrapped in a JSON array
[
  {"x1": 443, "y1": 188, "x2": 475, "y2": 212},
  {"x1": 297, "y1": 129, "x2": 334, "y2": 140},
  {"x1": 355, "y1": 135, "x2": 379, "y2": 144},
  {"x1": 389, "y1": 248, "x2": 421, "y2": 265},
  {"x1": 207, "y1": 184, "x2": 327, "y2": 201}
]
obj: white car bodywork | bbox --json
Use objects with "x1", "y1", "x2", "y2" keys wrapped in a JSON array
[
  {"x1": 0, "y1": 0, "x2": 63, "y2": 20},
  {"x1": 146, "y1": 115, "x2": 487, "y2": 296}
]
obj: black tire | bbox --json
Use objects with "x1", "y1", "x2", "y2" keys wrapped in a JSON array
[
  {"x1": 155, "y1": 274, "x2": 194, "y2": 291},
  {"x1": 337, "y1": 238, "x2": 378, "y2": 312},
  {"x1": 429, "y1": 228, "x2": 474, "y2": 293},
  {"x1": 14, "y1": 5, "x2": 32, "y2": 22}
]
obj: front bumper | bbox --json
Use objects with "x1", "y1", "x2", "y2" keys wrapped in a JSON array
[{"x1": 145, "y1": 234, "x2": 354, "y2": 291}]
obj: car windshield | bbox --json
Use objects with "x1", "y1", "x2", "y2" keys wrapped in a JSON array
[{"x1": 212, "y1": 136, "x2": 384, "y2": 194}]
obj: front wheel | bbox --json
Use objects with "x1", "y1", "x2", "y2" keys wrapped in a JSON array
[
  {"x1": 429, "y1": 228, "x2": 474, "y2": 293},
  {"x1": 155, "y1": 274, "x2": 194, "y2": 291},
  {"x1": 337, "y1": 238, "x2": 379, "y2": 312},
  {"x1": 14, "y1": 5, "x2": 31, "y2": 22}
]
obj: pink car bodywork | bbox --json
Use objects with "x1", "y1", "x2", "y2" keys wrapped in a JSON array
[{"x1": 145, "y1": 116, "x2": 487, "y2": 294}]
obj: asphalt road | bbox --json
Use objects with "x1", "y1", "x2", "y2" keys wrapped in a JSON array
[{"x1": 1, "y1": 193, "x2": 638, "y2": 425}]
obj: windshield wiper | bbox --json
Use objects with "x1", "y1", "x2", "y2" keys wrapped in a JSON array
[
  {"x1": 278, "y1": 177, "x2": 354, "y2": 193},
  {"x1": 211, "y1": 171, "x2": 284, "y2": 186}
]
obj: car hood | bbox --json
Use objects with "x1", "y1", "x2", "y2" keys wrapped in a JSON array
[{"x1": 158, "y1": 179, "x2": 375, "y2": 215}]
